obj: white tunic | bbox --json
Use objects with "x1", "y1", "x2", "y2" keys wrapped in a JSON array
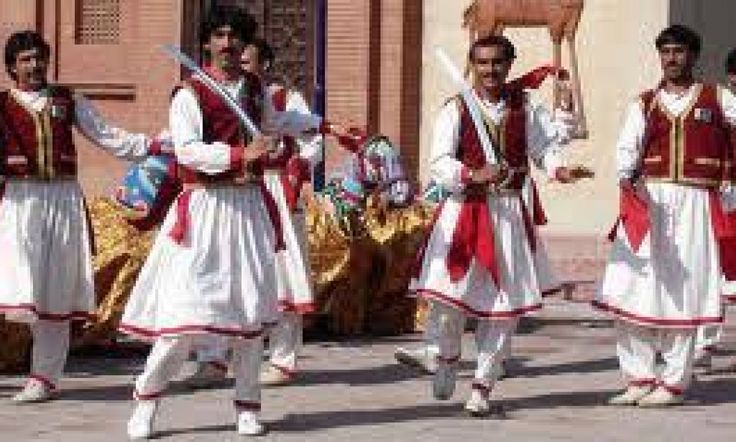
[
  {"x1": 120, "y1": 78, "x2": 321, "y2": 340},
  {"x1": 0, "y1": 88, "x2": 152, "y2": 323},
  {"x1": 410, "y1": 94, "x2": 567, "y2": 318},
  {"x1": 263, "y1": 89, "x2": 322, "y2": 314},
  {"x1": 597, "y1": 84, "x2": 736, "y2": 327}
]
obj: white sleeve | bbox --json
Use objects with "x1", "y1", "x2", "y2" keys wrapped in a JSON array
[
  {"x1": 430, "y1": 100, "x2": 467, "y2": 193},
  {"x1": 286, "y1": 90, "x2": 324, "y2": 166},
  {"x1": 720, "y1": 86, "x2": 736, "y2": 126},
  {"x1": 616, "y1": 100, "x2": 646, "y2": 181},
  {"x1": 169, "y1": 88, "x2": 233, "y2": 175},
  {"x1": 261, "y1": 86, "x2": 322, "y2": 137},
  {"x1": 74, "y1": 95, "x2": 151, "y2": 161},
  {"x1": 526, "y1": 99, "x2": 566, "y2": 178}
]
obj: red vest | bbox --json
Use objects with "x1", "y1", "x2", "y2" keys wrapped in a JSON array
[
  {"x1": 456, "y1": 87, "x2": 529, "y2": 191},
  {"x1": 641, "y1": 83, "x2": 732, "y2": 188},
  {"x1": 177, "y1": 72, "x2": 264, "y2": 184},
  {"x1": 0, "y1": 86, "x2": 77, "y2": 179}
]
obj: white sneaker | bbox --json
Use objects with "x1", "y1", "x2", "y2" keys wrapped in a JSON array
[
  {"x1": 607, "y1": 385, "x2": 653, "y2": 406},
  {"x1": 260, "y1": 365, "x2": 295, "y2": 387},
  {"x1": 184, "y1": 362, "x2": 228, "y2": 389},
  {"x1": 237, "y1": 410, "x2": 266, "y2": 436},
  {"x1": 464, "y1": 388, "x2": 491, "y2": 417},
  {"x1": 394, "y1": 347, "x2": 438, "y2": 374},
  {"x1": 127, "y1": 400, "x2": 159, "y2": 440},
  {"x1": 11, "y1": 379, "x2": 55, "y2": 404},
  {"x1": 637, "y1": 387, "x2": 684, "y2": 407},
  {"x1": 432, "y1": 360, "x2": 457, "y2": 400}
]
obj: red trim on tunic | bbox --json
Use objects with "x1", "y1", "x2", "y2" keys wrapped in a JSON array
[
  {"x1": 118, "y1": 323, "x2": 264, "y2": 341},
  {"x1": 134, "y1": 389, "x2": 163, "y2": 401},
  {"x1": 277, "y1": 300, "x2": 316, "y2": 314},
  {"x1": 413, "y1": 289, "x2": 542, "y2": 319},
  {"x1": 592, "y1": 300, "x2": 723, "y2": 327},
  {"x1": 28, "y1": 373, "x2": 57, "y2": 390},
  {"x1": 629, "y1": 378, "x2": 657, "y2": 387},
  {"x1": 0, "y1": 304, "x2": 93, "y2": 321},
  {"x1": 723, "y1": 294, "x2": 736, "y2": 304}
]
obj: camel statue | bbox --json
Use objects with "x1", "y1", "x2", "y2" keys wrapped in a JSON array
[{"x1": 463, "y1": 0, "x2": 588, "y2": 138}]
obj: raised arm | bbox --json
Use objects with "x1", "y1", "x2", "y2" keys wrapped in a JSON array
[{"x1": 74, "y1": 95, "x2": 154, "y2": 161}]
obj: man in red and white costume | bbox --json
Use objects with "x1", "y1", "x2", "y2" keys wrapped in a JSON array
[
  {"x1": 596, "y1": 25, "x2": 736, "y2": 407},
  {"x1": 0, "y1": 30, "x2": 163, "y2": 404},
  {"x1": 120, "y1": 7, "x2": 333, "y2": 439},
  {"x1": 396, "y1": 65, "x2": 576, "y2": 376},
  {"x1": 186, "y1": 38, "x2": 322, "y2": 388},
  {"x1": 410, "y1": 35, "x2": 579, "y2": 416}
]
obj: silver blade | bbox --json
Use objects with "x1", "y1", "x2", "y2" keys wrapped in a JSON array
[{"x1": 161, "y1": 44, "x2": 262, "y2": 137}]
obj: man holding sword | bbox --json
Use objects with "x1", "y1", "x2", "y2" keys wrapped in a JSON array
[
  {"x1": 410, "y1": 34, "x2": 583, "y2": 416},
  {"x1": 120, "y1": 5, "x2": 341, "y2": 439}
]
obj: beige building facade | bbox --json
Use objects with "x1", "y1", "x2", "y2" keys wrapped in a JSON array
[{"x1": 421, "y1": 0, "x2": 736, "y2": 235}]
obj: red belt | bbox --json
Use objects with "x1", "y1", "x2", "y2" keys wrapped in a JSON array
[{"x1": 168, "y1": 182, "x2": 285, "y2": 251}]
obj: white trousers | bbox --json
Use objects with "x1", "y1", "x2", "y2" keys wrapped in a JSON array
[
  {"x1": 135, "y1": 335, "x2": 263, "y2": 410},
  {"x1": 694, "y1": 324, "x2": 723, "y2": 359},
  {"x1": 29, "y1": 320, "x2": 70, "y2": 388},
  {"x1": 193, "y1": 311, "x2": 303, "y2": 375},
  {"x1": 433, "y1": 302, "x2": 516, "y2": 390},
  {"x1": 615, "y1": 321, "x2": 695, "y2": 393},
  {"x1": 424, "y1": 302, "x2": 515, "y2": 362},
  {"x1": 195, "y1": 335, "x2": 229, "y2": 364},
  {"x1": 267, "y1": 311, "x2": 302, "y2": 374}
]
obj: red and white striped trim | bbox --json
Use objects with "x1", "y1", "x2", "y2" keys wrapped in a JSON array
[
  {"x1": 119, "y1": 323, "x2": 264, "y2": 342},
  {"x1": 234, "y1": 400, "x2": 262, "y2": 411},
  {"x1": 592, "y1": 300, "x2": 723, "y2": 328},
  {"x1": 28, "y1": 374, "x2": 57, "y2": 391},
  {"x1": 629, "y1": 378, "x2": 657, "y2": 387},
  {"x1": 414, "y1": 289, "x2": 543, "y2": 319},
  {"x1": 0, "y1": 304, "x2": 94, "y2": 321},
  {"x1": 270, "y1": 363, "x2": 297, "y2": 378},
  {"x1": 133, "y1": 389, "x2": 163, "y2": 401},
  {"x1": 277, "y1": 300, "x2": 316, "y2": 314}
]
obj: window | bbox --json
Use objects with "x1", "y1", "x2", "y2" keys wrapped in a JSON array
[{"x1": 75, "y1": 0, "x2": 121, "y2": 45}]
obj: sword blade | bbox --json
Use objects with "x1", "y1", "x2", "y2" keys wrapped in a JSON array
[
  {"x1": 434, "y1": 47, "x2": 498, "y2": 165},
  {"x1": 161, "y1": 44, "x2": 262, "y2": 137}
]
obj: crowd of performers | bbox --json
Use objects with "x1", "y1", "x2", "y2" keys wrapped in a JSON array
[{"x1": 1, "y1": 4, "x2": 736, "y2": 439}]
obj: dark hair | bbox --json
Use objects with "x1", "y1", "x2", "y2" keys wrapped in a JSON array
[
  {"x1": 247, "y1": 38, "x2": 275, "y2": 71},
  {"x1": 4, "y1": 30, "x2": 50, "y2": 81},
  {"x1": 200, "y1": 5, "x2": 258, "y2": 45},
  {"x1": 468, "y1": 34, "x2": 516, "y2": 62},
  {"x1": 655, "y1": 24, "x2": 701, "y2": 56},
  {"x1": 727, "y1": 48, "x2": 736, "y2": 75}
]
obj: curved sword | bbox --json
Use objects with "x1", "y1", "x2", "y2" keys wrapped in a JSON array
[
  {"x1": 434, "y1": 47, "x2": 498, "y2": 165},
  {"x1": 161, "y1": 44, "x2": 262, "y2": 137}
]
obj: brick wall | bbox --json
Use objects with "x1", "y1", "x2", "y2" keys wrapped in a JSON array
[{"x1": 325, "y1": 0, "x2": 422, "y2": 181}]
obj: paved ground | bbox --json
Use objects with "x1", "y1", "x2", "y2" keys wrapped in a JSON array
[{"x1": 1, "y1": 301, "x2": 735, "y2": 442}]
